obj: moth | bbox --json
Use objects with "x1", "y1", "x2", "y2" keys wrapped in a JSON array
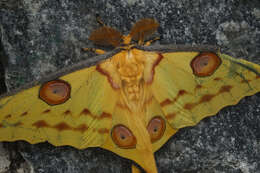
[{"x1": 0, "y1": 18, "x2": 260, "y2": 173}]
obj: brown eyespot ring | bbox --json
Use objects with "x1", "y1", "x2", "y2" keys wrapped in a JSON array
[
  {"x1": 191, "y1": 52, "x2": 221, "y2": 77},
  {"x1": 111, "y1": 125, "x2": 136, "y2": 149},
  {"x1": 147, "y1": 116, "x2": 166, "y2": 143},
  {"x1": 39, "y1": 80, "x2": 71, "y2": 105}
]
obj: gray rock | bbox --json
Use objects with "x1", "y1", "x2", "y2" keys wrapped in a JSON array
[
  {"x1": 0, "y1": 0, "x2": 259, "y2": 173},
  {"x1": 0, "y1": 143, "x2": 10, "y2": 172}
]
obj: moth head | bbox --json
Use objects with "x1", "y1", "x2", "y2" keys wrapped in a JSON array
[{"x1": 89, "y1": 18, "x2": 159, "y2": 47}]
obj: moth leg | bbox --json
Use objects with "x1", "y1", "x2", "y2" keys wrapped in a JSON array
[
  {"x1": 82, "y1": 48, "x2": 106, "y2": 55},
  {"x1": 144, "y1": 37, "x2": 160, "y2": 46},
  {"x1": 131, "y1": 164, "x2": 142, "y2": 173},
  {"x1": 96, "y1": 16, "x2": 105, "y2": 26}
]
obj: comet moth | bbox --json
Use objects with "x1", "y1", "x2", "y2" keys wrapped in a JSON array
[{"x1": 0, "y1": 18, "x2": 260, "y2": 173}]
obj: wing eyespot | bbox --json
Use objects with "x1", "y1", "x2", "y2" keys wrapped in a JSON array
[
  {"x1": 39, "y1": 80, "x2": 71, "y2": 105},
  {"x1": 147, "y1": 116, "x2": 166, "y2": 143},
  {"x1": 191, "y1": 52, "x2": 221, "y2": 77},
  {"x1": 111, "y1": 125, "x2": 136, "y2": 149}
]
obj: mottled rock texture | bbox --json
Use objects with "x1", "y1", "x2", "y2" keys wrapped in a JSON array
[{"x1": 0, "y1": 0, "x2": 259, "y2": 173}]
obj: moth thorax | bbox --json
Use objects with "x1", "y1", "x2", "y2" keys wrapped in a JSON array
[
  {"x1": 118, "y1": 57, "x2": 145, "y2": 100},
  {"x1": 118, "y1": 63, "x2": 144, "y2": 80},
  {"x1": 124, "y1": 83, "x2": 141, "y2": 100}
]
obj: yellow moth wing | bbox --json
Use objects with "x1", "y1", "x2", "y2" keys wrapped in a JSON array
[
  {"x1": 101, "y1": 94, "x2": 168, "y2": 173},
  {"x1": 0, "y1": 65, "x2": 117, "y2": 149},
  {"x1": 151, "y1": 52, "x2": 260, "y2": 129},
  {"x1": 144, "y1": 95, "x2": 177, "y2": 152}
]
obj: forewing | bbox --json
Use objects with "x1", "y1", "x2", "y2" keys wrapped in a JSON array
[{"x1": 0, "y1": 66, "x2": 117, "y2": 149}]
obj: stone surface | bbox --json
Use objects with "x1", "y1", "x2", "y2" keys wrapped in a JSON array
[
  {"x1": 0, "y1": 0, "x2": 259, "y2": 173},
  {"x1": 0, "y1": 143, "x2": 10, "y2": 172}
]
